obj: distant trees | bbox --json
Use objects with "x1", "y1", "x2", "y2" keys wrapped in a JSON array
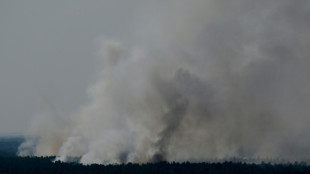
[
  {"x1": 0, "y1": 156, "x2": 309, "y2": 174},
  {"x1": 0, "y1": 137, "x2": 23, "y2": 157},
  {"x1": 1, "y1": 137, "x2": 309, "y2": 173}
]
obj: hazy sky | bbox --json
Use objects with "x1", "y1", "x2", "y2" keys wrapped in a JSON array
[
  {"x1": 0, "y1": 0, "x2": 147, "y2": 134},
  {"x1": 8, "y1": 0, "x2": 310, "y2": 163}
]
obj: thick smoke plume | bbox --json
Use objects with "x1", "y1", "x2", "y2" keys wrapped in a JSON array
[{"x1": 19, "y1": 0, "x2": 310, "y2": 164}]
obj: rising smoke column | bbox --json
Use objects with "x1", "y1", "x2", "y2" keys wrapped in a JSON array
[{"x1": 19, "y1": 0, "x2": 310, "y2": 164}]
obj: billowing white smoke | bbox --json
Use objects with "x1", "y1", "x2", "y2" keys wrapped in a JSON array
[{"x1": 19, "y1": 0, "x2": 310, "y2": 164}]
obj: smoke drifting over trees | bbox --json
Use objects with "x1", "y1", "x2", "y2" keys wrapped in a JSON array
[{"x1": 18, "y1": 0, "x2": 310, "y2": 164}]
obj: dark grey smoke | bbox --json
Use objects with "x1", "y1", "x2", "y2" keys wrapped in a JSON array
[
  {"x1": 18, "y1": 0, "x2": 310, "y2": 164},
  {"x1": 151, "y1": 69, "x2": 212, "y2": 162}
]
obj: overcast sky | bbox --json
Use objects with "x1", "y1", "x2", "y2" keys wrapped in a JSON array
[{"x1": 0, "y1": 0, "x2": 147, "y2": 134}]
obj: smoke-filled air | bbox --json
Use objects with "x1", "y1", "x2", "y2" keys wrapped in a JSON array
[{"x1": 18, "y1": 0, "x2": 310, "y2": 164}]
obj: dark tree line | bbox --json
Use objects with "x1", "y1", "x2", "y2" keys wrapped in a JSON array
[
  {"x1": 0, "y1": 156, "x2": 309, "y2": 174},
  {"x1": 0, "y1": 137, "x2": 23, "y2": 157},
  {"x1": 0, "y1": 137, "x2": 309, "y2": 174}
]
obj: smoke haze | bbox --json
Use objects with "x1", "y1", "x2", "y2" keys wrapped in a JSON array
[{"x1": 18, "y1": 0, "x2": 310, "y2": 164}]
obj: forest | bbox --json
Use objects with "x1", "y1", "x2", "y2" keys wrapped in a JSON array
[{"x1": 1, "y1": 137, "x2": 310, "y2": 174}]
